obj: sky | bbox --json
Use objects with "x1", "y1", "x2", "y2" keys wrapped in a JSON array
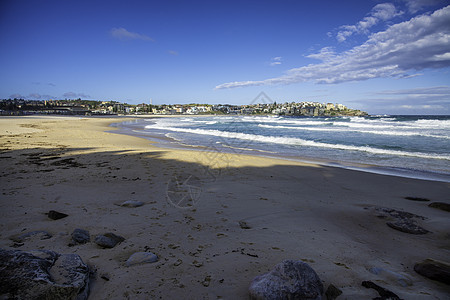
[{"x1": 0, "y1": 0, "x2": 449, "y2": 115}]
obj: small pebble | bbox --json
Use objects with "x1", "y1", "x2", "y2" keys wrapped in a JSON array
[{"x1": 126, "y1": 252, "x2": 158, "y2": 267}]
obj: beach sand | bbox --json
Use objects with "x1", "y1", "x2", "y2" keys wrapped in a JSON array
[{"x1": 0, "y1": 116, "x2": 449, "y2": 299}]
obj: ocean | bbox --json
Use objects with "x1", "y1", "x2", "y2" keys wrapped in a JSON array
[{"x1": 114, "y1": 115, "x2": 450, "y2": 182}]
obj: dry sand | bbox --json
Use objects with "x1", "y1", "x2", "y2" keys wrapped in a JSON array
[{"x1": 0, "y1": 115, "x2": 449, "y2": 299}]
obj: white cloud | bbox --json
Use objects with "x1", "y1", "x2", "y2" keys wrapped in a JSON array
[
  {"x1": 269, "y1": 56, "x2": 282, "y2": 66},
  {"x1": 9, "y1": 93, "x2": 25, "y2": 99},
  {"x1": 375, "y1": 86, "x2": 450, "y2": 105},
  {"x1": 376, "y1": 86, "x2": 450, "y2": 96},
  {"x1": 352, "y1": 86, "x2": 450, "y2": 114},
  {"x1": 401, "y1": 0, "x2": 445, "y2": 13},
  {"x1": 8, "y1": 93, "x2": 56, "y2": 100},
  {"x1": 215, "y1": 5, "x2": 450, "y2": 89},
  {"x1": 168, "y1": 50, "x2": 179, "y2": 56},
  {"x1": 305, "y1": 47, "x2": 336, "y2": 62},
  {"x1": 110, "y1": 27, "x2": 154, "y2": 41},
  {"x1": 336, "y1": 3, "x2": 402, "y2": 42},
  {"x1": 432, "y1": 52, "x2": 450, "y2": 61},
  {"x1": 400, "y1": 104, "x2": 444, "y2": 110},
  {"x1": 63, "y1": 92, "x2": 90, "y2": 99},
  {"x1": 372, "y1": 3, "x2": 401, "y2": 20},
  {"x1": 28, "y1": 93, "x2": 41, "y2": 99},
  {"x1": 337, "y1": 29, "x2": 355, "y2": 43},
  {"x1": 63, "y1": 92, "x2": 77, "y2": 98}
]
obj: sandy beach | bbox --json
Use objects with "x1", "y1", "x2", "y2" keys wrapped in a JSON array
[{"x1": 0, "y1": 115, "x2": 449, "y2": 299}]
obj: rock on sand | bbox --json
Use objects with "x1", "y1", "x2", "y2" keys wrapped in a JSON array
[
  {"x1": 94, "y1": 233, "x2": 125, "y2": 249},
  {"x1": 0, "y1": 248, "x2": 90, "y2": 300},
  {"x1": 249, "y1": 260, "x2": 323, "y2": 300}
]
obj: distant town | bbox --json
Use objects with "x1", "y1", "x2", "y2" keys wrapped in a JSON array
[{"x1": 0, "y1": 98, "x2": 368, "y2": 117}]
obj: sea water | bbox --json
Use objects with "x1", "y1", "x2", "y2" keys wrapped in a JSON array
[{"x1": 115, "y1": 115, "x2": 450, "y2": 182}]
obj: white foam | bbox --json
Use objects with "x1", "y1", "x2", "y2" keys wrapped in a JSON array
[
  {"x1": 258, "y1": 124, "x2": 450, "y2": 139},
  {"x1": 145, "y1": 124, "x2": 450, "y2": 160},
  {"x1": 413, "y1": 119, "x2": 450, "y2": 129}
]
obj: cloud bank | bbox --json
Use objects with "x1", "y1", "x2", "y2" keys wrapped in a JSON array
[
  {"x1": 215, "y1": 5, "x2": 450, "y2": 90},
  {"x1": 110, "y1": 27, "x2": 154, "y2": 41},
  {"x1": 63, "y1": 92, "x2": 90, "y2": 99},
  {"x1": 361, "y1": 86, "x2": 450, "y2": 114},
  {"x1": 9, "y1": 93, "x2": 56, "y2": 100},
  {"x1": 8, "y1": 91, "x2": 90, "y2": 100}
]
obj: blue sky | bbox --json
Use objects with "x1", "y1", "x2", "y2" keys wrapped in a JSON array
[{"x1": 0, "y1": 0, "x2": 449, "y2": 114}]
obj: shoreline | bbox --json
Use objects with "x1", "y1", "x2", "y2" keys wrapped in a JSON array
[
  {"x1": 111, "y1": 117, "x2": 450, "y2": 183},
  {"x1": 1, "y1": 116, "x2": 449, "y2": 299}
]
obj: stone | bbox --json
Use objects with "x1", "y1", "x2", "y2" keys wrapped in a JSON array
[
  {"x1": 48, "y1": 253, "x2": 90, "y2": 299},
  {"x1": 249, "y1": 260, "x2": 323, "y2": 300},
  {"x1": 71, "y1": 228, "x2": 90, "y2": 245},
  {"x1": 0, "y1": 248, "x2": 89, "y2": 300},
  {"x1": 374, "y1": 207, "x2": 429, "y2": 235},
  {"x1": 404, "y1": 196, "x2": 430, "y2": 202},
  {"x1": 174, "y1": 259, "x2": 183, "y2": 266},
  {"x1": 192, "y1": 260, "x2": 203, "y2": 268},
  {"x1": 375, "y1": 207, "x2": 425, "y2": 221},
  {"x1": 239, "y1": 220, "x2": 252, "y2": 229},
  {"x1": 47, "y1": 210, "x2": 68, "y2": 220},
  {"x1": 361, "y1": 281, "x2": 400, "y2": 300},
  {"x1": 369, "y1": 267, "x2": 412, "y2": 287},
  {"x1": 202, "y1": 275, "x2": 212, "y2": 287},
  {"x1": 11, "y1": 230, "x2": 52, "y2": 243},
  {"x1": 94, "y1": 233, "x2": 125, "y2": 249},
  {"x1": 125, "y1": 252, "x2": 158, "y2": 267},
  {"x1": 120, "y1": 200, "x2": 145, "y2": 208},
  {"x1": 386, "y1": 220, "x2": 429, "y2": 235},
  {"x1": 428, "y1": 202, "x2": 450, "y2": 212},
  {"x1": 100, "y1": 273, "x2": 110, "y2": 281},
  {"x1": 325, "y1": 284, "x2": 342, "y2": 300},
  {"x1": 414, "y1": 259, "x2": 450, "y2": 285}
]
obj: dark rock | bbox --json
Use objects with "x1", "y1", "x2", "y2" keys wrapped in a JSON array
[
  {"x1": 325, "y1": 284, "x2": 342, "y2": 300},
  {"x1": 100, "y1": 274, "x2": 110, "y2": 281},
  {"x1": 239, "y1": 220, "x2": 252, "y2": 229},
  {"x1": 386, "y1": 220, "x2": 429, "y2": 235},
  {"x1": 11, "y1": 230, "x2": 52, "y2": 243},
  {"x1": 0, "y1": 248, "x2": 89, "y2": 300},
  {"x1": 414, "y1": 259, "x2": 450, "y2": 285},
  {"x1": 47, "y1": 210, "x2": 68, "y2": 220},
  {"x1": 249, "y1": 260, "x2": 323, "y2": 300},
  {"x1": 71, "y1": 228, "x2": 90, "y2": 245},
  {"x1": 125, "y1": 252, "x2": 158, "y2": 266},
  {"x1": 375, "y1": 207, "x2": 425, "y2": 220},
  {"x1": 404, "y1": 197, "x2": 430, "y2": 202},
  {"x1": 361, "y1": 281, "x2": 400, "y2": 300},
  {"x1": 94, "y1": 233, "x2": 125, "y2": 248},
  {"x1": 428, "y1": 202, "x2": 450, "y2": 212},
  {"x1": 375, "y1": 207, "x2": 429, "y2": 235}
]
